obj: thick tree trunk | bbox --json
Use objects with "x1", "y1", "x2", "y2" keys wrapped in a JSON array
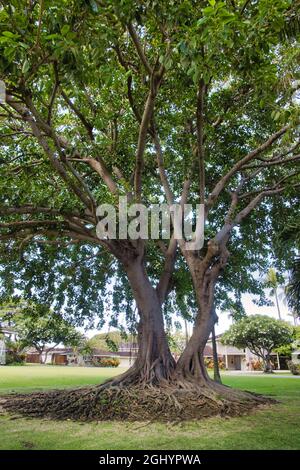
[
  {"x1": 173, "y1": 295, "x2": 262, "y2": 404},
  {"x1": 38, "y1": 351, "x2": 44, "y2": 364},
  {"x1": 102, "y1": 256, "x2": 175, "y2": 387},
  {"x1": 165, "y1": 250, "x2": 274, "y2": 413},
  {"x1": 4, "y1": 253, "x2": 272, "y2": 421},
  {"x1": 173, "y1": 254, "x2": 235, "y2": 398},
  {"x1": 43, "y1": 351, "x2": 49, "y2": 365},
  {"x1": 174, "y1": 302, "x2": 215, "y2": 386},
  {"x1": 126, "y1": 258, "x2": 176, "y2": 383},
  {"x1": 97, "y1": 247, "x2": 270, "y2": 413},
  {"x1": 211, "y1": 324, "x2": 222, "y2": 384}
]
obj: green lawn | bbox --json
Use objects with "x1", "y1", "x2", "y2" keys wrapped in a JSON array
[
  {"x1": 0, "y1": 364, "x2": 124, "y2": 395},
  {"x1": 0, "y1": 365, "x2": 299, "y2": 450}
]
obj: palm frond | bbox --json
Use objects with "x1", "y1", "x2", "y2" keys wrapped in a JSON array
[{"x1": 286, "y1": 257, "x2": 300, "y2": 316}]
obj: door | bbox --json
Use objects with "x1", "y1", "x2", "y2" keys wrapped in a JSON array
[
  {"x1": 234, "y1": 355, "x2": 242, "y2": 370},
  {"x1": 53, "y1": 354, "x2": 67, "y2": 365}
]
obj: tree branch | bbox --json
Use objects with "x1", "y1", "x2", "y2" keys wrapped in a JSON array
[
  {"x1": 127, "y1": 75, "x2": 142, "y2": 123},
  {"x1": 152, "y1": 131, "x2": 175, "y2": 205},
  {"x1": 207, "y1": 125, "x2": 290, "y2": 211},
  {"x1": 0, "y1": 205, "x2": 92, "y2": 223},
  {"x1": 156, "y1": 236, "x2": 177, "y2": 304},
  {"x1": 6, "y1": 94, "x2": 118, "y2": 202},
  {"x1": 60, "y1": 89, "x2": 94, "y2": 140},
  {"x1": 196, "y1": 80, "x2": 206, "y2": 204},
  {"x1": 134, "y1": 73, "x2": 162, "y2": 200},
  {"x1": 47, "y1": 63, "x2": 60, "y2": 125},
  {"x1": 241, "y1": 153, "x2": 300, "y2": 170},
  {"x1": 127, "y1": 23, "x2": 152, "y2": 75}
]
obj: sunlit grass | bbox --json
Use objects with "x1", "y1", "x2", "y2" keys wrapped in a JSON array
[{"x1": 0, "y1": 365, "x2": 299, "y2": 450}]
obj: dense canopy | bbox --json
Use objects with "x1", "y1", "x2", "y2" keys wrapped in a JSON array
[{"x1": 0, "y1": 0, "x2": 299, "y2": 420}]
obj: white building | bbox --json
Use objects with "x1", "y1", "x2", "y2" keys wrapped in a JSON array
[
  {"x1": 207, "y1": 334, "x2": 283, "y2": 371},
  {"x1": 0, "y1": 323, "x2": 18, "y2": 365},
  {"x1": 291, "y1": 350, "x2": 300, "y2": 364},
  {"x1": 0, "y1": 339, "x2": 5, "y2": 365},
  {"x1": 26, "y1": 344, "x2": 138, "y2": 368}
]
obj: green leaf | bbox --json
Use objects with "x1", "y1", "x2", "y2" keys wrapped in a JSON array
[
  {"x1": 19, "y1": 42, "x2": 30, "y2": 49},
  {"x1": 45, "y1": 34, "x2": 60, "y2": 40},
  {"x1": 274, "y1": 111, "x2": 281, "y2": 121},
  {"x1": 202, "y1": 6, "x2": 214, "y2": 16},
  {"x1": 197, "y1": 17, "x2": 208, "y2": 26},
  {"x1": 22, "y1": 59, "x2": 30, "y2": 75},
  {"x1": 2, "y1": 31, "x2": 18, "y2": 38},
  {"x1": 165, "y1": 57, "x2": 173, "y2": 70},
  {"x1": 61, "y1": 25, "x2": 70, "y2": 36}
]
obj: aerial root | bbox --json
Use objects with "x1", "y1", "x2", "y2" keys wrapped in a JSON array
[{"x1": 0, "y1": 381, "x2": 276, "y2": 422}]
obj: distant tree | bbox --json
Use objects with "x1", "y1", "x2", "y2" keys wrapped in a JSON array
[
  {"x1": 222, "y1": 315, "x2": 293, "y2": 373},
  {"x1": 89, "y1": 330, "x2": 137, "y2": 352},
  {"x1": 167, "y1": 329, "x2": 186, "y2": 355},
  {"x1": 4, "y1": 338, "x2": 26, "y2": 365},
  {"x1": 275, "y1": 325, "x2": 300, "y2": 356},
  {"x1": 71, "y1": 337, "x2": 93, "y2": 361},
  {"x1": 2, "y1": 302, "x2": 82, "y2": 363},
  {"x1": 265, "y1": 268, "x2": 283, "y2": 320},
  {"x1": 228, "y1": 304, "x2": 247, "y2": 323}
]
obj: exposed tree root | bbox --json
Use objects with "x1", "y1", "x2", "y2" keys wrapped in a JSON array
[{"x1": 0, "y1": 381, "x2": 276, "y2": 423}]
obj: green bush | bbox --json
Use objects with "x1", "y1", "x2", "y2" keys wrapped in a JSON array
[
  {"x1": 3, "y1": 339, "x2": 26, "y2": 365},
  {"x1": 6, "y1": 351, "x2": 26, "y2": 365},
  {"x1": 204, "y1": 357, "x2": 225, "y2": 370},
  {"x1": 287, "y1": 360, "x2": 300, "y2": 375},
  {"x1": 250, "y1": 359, "x2": 263, "y2": 371},
  {"x1": 92, "y1": 357, "x2": 120, "y2": 367}
]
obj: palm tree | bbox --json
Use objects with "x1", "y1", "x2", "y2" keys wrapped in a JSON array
[
  {"x1": 286, "y1": 257, "x2": 300, "y2": 320},
  {"x1": 265, "y1": 268, "x2": 285, "y2": 370},
  {"x1": 265, "y1": 268, "x2": 282, "y2": 320},
  {"x1": 278, "y1": 217, "x2": 300, "y2": 323}
]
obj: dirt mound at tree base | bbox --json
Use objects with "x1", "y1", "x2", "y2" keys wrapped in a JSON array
[{"x1": 0, "y1": 385, "x2": 276, "y2": 422}]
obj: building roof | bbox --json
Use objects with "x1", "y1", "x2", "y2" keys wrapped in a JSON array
[
  {"x1": 207, "y1": 335, "x2": 245, "y2": 355},
  {"x1": 119, "y1": 350, "x2": 138, "y2": 357},
  {"x1": 119, "y1": 342, "x2": 138, "y2": 350},
  {"x1": 203, "y1": 345, "x2": 214, "y2": 357},
  {"x1": 26, "y1": 347, "x2": 74, "y2": 355},
  {"x1": 91, "y1": 348, "x2": 119, "y2": 357},
  {"x1": 26, "y1": 347, "x2": 126, "y2": 357}
]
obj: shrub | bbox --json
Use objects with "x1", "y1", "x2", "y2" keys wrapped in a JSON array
[
  {"x1": 4, "y1": 339, "x2": 26, "y2": 365},
  {"x1": 204, "y1": 357, "x2": 225, "y2": 370},
  {"x1": 287, "y1": 360, "x2": 300, "y2": 375},
  {"x1": 92, "y1": 357, "x2": 120, "y2": 367},
  {"x1": 250, "y1": 359, "x2": 263, "y2": 371},
  {"x1": 5, "y1": 351, "x2": 26, "y2": 365}
]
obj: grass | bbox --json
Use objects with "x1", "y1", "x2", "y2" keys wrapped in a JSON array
[
  {"x1": 0, "y1": 365, "x2": 299, "y2": 450},
  {"x1": 0, "y1": 364, "x2": 124, "y2": 395}
]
